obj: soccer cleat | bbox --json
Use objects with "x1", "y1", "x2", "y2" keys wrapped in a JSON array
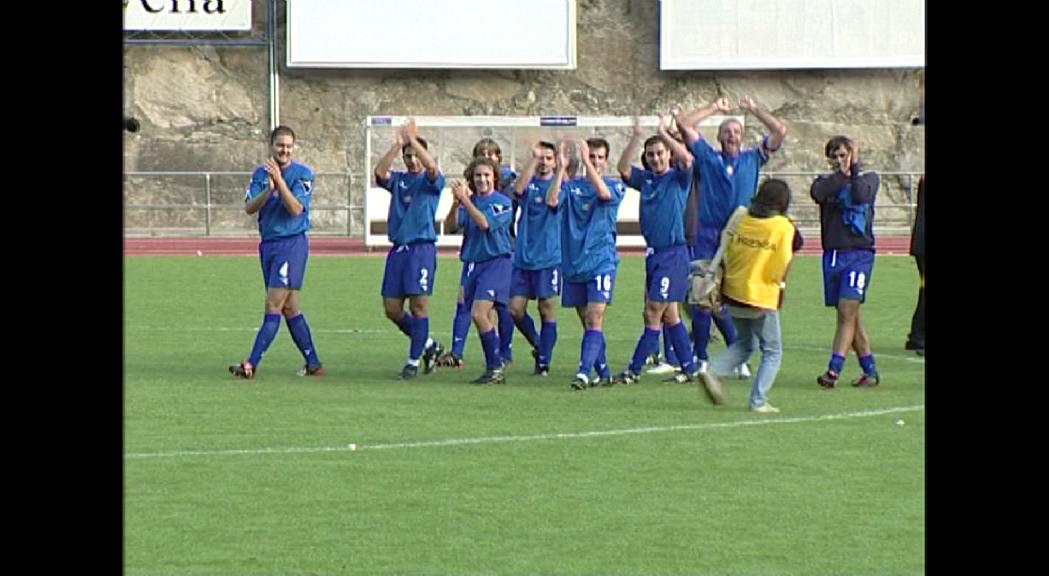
[
  {"x1": 734, "y1": 363, "x2": 752, "y2": 379},
  {"x1": 422, "y1": 340, "x2": 444, "y2": 374},
  {"x1": 817, "y1": 370, "x2": 840, "y2": 389},
  {"x1": 297, "y1": 363, "x2": 325, "y2": 377},
  {"x1": 852, "y1": 372, "x2": 880, "y2": 388},
  {"x1": 534, "y1": 365, "x2": 550, "y2": 376},
  {"x1": 471, "y1": 368, "x2": 506, "y2": 385},
  {"x1": 645, "y1": 352, "x2": 662, "y2": 366},
  {"x1": 590, "y1": 376, "x2": 613, "y2": 388},
  {"x1": 698, "y1": 372, "x2": 726, "y2": 405},
  {"x1": 229, "y1": 361, "x2": 255, "y2": 379},
  {"x1": 570, "y1": 373, "x2": 590, "y2": 391},
  {"x1": 615, "y1": 369, "x2": 640, "y2": 385},
  {"x1": 750, "y1": 403, "x2": 780, "y2": 414},
  {"x1": 666, "y1": 370, "x2": 697, "y2": 384},
  {"x1": 696, "y1": 360, "x2": 709, "y2": 374},
  {"x1": 645, "y1": 362, "x2": 679, "y2": 376},
  {"x1": 399, "y1": 364, "x2": 419, "y2": 380},
  {"x1": 435, "y1": 351, "x2": 464, "y2": 368}
]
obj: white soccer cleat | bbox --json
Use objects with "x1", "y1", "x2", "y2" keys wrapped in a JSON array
[
  {"x1": 734, "y1": 363, "x2": 751, "y2": 379},
  {"x1": 645, "y1": 362, "x2": 678, "y2": 376}
]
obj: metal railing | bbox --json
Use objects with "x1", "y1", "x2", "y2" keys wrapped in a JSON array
[
  {"x1": 123, "y1": 171, "x2": 361, "y2": 236},
  {"x1": 123, "y1": 169, "x2": 922, "y2": 237}
]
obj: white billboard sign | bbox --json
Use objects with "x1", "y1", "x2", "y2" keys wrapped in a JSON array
[{"x1": 123, "y1": 0, "x2": 253, "y2": 32}]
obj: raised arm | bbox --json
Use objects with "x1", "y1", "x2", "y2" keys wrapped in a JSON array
[
  {"x1": 446, "y1": 180, "x2": 469, "y2": 232},
  {"x1": 657, "y1": 113, "x2": 693, "y2": 172},
  {"x1": 453, "y1": 180, "x2": 491, "y2": 231},
  {"x1": 547, "y1": 141, "x2": 568, "y2": 209},
  {"x1": 374, "y1": 128, "x2": 405, "y2": 185},
  {"x1": 516, "y1": 143, "x2": 542, "y2": 197},
  {"x1": 739, "y1": 95, "x2": 787, "y2": 152},
  {"x1": 573, "y1": 137, "x2": 611, "y2": 201},
  {"x1": 402, "y1": 118, "x2": 440, "y2": 182},
  {"x1": 679, "y1": 97, "x2": 732, "y2": 145},
  {"x1": 618, "y1": 115, "x2": 644, "y2": 180}
]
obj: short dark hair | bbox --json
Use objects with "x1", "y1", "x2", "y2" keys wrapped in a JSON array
[
  {"x1": 270, "y1": 125, "x2": 296, "y2": 144},
  {"x1": 586, "y1": 138, "x2": 610, "y2": 155},
  {"x1": 824, "y1": 135, "x2": 852, "y2": 158},
  {"x1": 752, "y1": 178, "x2": 791, "y2": 215},
  {"x1": 402, "y1": 136, "x2": 429, "y2": 154},
  {"x1": 640, "y1": 135, "x2": 667, "y2": 169},
  {"x1": 538, "y1": 141, "x2": 557, "y2": 154},
  {"x1": 464, "y1": 157, "x2": 502, "y2": 192}
]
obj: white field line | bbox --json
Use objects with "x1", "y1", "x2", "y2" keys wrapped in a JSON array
[
  {"x1": 124, "y1": 326, "x2": 927, "y2": 365},
  {"x1": 125, "y1": 404, "x2": 924, "y2": 460}
]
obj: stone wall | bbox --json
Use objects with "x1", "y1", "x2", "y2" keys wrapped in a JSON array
[{"x1": 123, "y1": 0, "x2": 924, "y2": 236}]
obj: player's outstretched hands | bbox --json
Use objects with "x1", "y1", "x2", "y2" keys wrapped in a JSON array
[
  {"x1": 738, "y1": 95, "x2": 758, "y2": 112},
  {"x1": 402, "y1": 118, "x2": 419, "y2": 142},
  {"x1": 630, "y1": 114, "x2": 644, "y2": 138},
  {"x1": 713, "y1": 97, "x2": 733, "y2": 113}
]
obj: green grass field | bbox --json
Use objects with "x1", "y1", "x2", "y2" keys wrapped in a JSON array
[{"x1": 124, "y1": 254, "x2": 925, "y2": 576}]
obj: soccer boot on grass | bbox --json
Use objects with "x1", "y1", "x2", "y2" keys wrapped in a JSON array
[
  {"x1": 817, "y1": 370, "x2": 840, "y2": 389},
  {"x1": 229, "y1": 361, "x2": 255, "y2": 379},
  {"x1": 297, "y1": 363, "x2": 325, "y2": 377},
  {"x1": 422, "y1": 340, "x2": 444, "y2": 374},
  {"x1": 471, "y1": 368, "x2": 506, "y2": 385},
  {"x1": 852, "y1": 372, "x2": 880, "y2": 388}
]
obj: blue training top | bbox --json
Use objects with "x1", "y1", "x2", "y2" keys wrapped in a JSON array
[
  {"x1": 513, "y1": 175, "x2": 564, "y2": 270},
  {"x1": 378, "y1": 169, "x2": 446, "y2": 245},
  {"x1": 628, "y1": 165, "x2": 691, "y2": 249},
  {"x1": 458, "y1": 191, "x2": 514, "y2": 263},
  {"x1": 245, "y1": 160, "x2": 314, "y2": 241},
  {"x1": 690, "y1": 137, "x2": 770, "y2": 231},
  {"x1": 561, "y1": 175, "x2": 625, "y2": 282}
]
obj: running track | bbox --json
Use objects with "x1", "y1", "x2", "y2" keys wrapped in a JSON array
[{"x1": 125, "y1": 236, "x2": 913, "y2": 256}]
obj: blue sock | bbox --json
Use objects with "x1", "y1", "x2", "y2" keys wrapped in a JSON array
[
  {"x1": 713, "y1": 304, "x2": 739, "y2": 346},
  {"x1": 513, "y1": 312, "x2": 540, "y2": 350},
  {"x1": 859, "y1": 354, "x2": 877, "y2": 375},
  {"x1": 667, "y1": 321, "x2": 696, "y2": 373},
  {"x1": 409, "y1": 316, "x2": 429, "y2": 361},
  {"x1": 286, "y1": 313, "x2": 320, "y2": 366},
  {"x1": 479, "y1": 328, "x2": 503, "y2": 371},
  {"x1": 451, "y1": 302, "x2": 470, "y2": 357},
  {"x1": 829, "y1": 353, "x2": 846, "y2": 374},
  {"x1": 497, "y1": 305, "x2": 514, "y2": 361},
  {"x1": 539, "y1": 321, "x2": 557, "y2": 366},
  {"x1": 629, "y1": 327, "x2": 662, "y2": 374},
  {"x1": 594, "y1": 335, "x2": 610, "y2": 378},
  {"x1": 579, "y1": 329, "x2": 602, "y2": 377},
  {"x1": 247, "y1": 313, "x2": 282, "y2": 367},
  {"x1": 395, "y1": 313, "x2": 413, "y2": 338},
  {"x1": 691, "y1": 305, "x2": 713, "y2": 361},
  {"x1": 663, "y1": 324, "x2": 679, "y2": 367}
]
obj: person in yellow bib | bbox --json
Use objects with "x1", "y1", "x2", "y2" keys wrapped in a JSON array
[{"x1": 698, "y1": 179, "x2": 802, "y2": 413}]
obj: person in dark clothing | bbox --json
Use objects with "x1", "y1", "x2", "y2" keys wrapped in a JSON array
[
  {"x1": 810, "y1": 135, "x2": 881, "y2": 389},
  {"x1": 905, "y1": 176, "x2": 925, "y2": 355}
]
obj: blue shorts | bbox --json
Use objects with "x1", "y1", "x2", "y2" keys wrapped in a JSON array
[
  {"x1": 822, "y1": 249, "x2": 875, "y2": 305},
  {"x1": 690, "y1": 226, "x2": 721, "y2": 260},
  {"x1": 381, "y1": 242, "x2": 437, "y2": 298},
  {"x1": 645, "y1": 245, "x2": 690, "y2": 302},
  {"x1": 562, "y1": 270, "x2": 616, "y2": 307},
  {"x1": 259, "y1": 233, "x2": 309, "y2": 290},
  {"x1": 510, "y1": 266, "x2": 561, "y2": 300},
  {"x1": 464, "y1": 255, "x2": 512, "y2": 307}
]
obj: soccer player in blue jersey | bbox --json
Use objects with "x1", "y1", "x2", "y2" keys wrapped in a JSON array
[
  {"x1": 614, "y1": 115, "x2": 702, "y2": 386},
  {"x1": 811, "y1": 136, "x2": 881, "y2": 388},
  {"x1": 445, "y1": 157, "x2": 516, "y2": 384},
  {"x1": 229, "y1": 126, "x2": 324, "y2": 379},
  {"x1": 437, "y1": 138, "x2": 518, "y2": 369},
  {"x1": 374, "y1": 119, "x2": 446, "y2": 379},
  {"x1": 560, "y1": 137, "x2": 626, "y2": 390},
  {"x1": 510, "y1": 141, "x2": 566, "y2": 376},
  {"x1": 677, "y1": 96, "x2": 787, "y2": 374}
]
